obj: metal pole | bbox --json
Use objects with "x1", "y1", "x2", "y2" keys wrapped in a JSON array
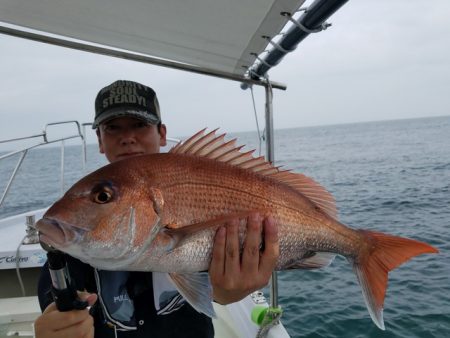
[
  {"x1": 60, "y1": 140, "x2": 65, "y2": 196},
  {"x1": 0, "y1": 149, "x2": 28, "y2": 208},
  {"x1": 81, "y1": 124, "x2": 87, "y2": 172},
  {"x1": 265, "y1": 85, "x2": 275, "y2": 163},
  {"x1": 264, "y1": 83, "x2": 278, "y2": 309}
]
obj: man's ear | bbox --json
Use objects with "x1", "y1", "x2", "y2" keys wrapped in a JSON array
[
  {"x1": 159, "y1": 124, "x2": 167, "y2": 147},
  {"x1": 96, "y1": 129, "x2": 105, "y2": 154}
]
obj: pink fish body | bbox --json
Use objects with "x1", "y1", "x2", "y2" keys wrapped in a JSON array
[{"x1": 36, "y1": 129, "x2": 438, "y2": 329}]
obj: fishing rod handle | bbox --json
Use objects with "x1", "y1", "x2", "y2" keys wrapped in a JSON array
[{"x1": 47, "y1": 250, "x2": 88, "y2": 311}]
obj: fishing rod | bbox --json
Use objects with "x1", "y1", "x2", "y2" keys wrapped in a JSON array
[{"x1": 41, "y1": 242, "x2": 88, "y2": 311}]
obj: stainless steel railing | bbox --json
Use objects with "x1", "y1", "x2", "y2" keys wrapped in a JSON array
[{"x1": 0, "y1": 120, "x2": 90, "y2": 209}]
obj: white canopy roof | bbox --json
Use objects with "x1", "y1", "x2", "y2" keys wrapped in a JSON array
[{"x1": 0, "y1": 0, "x2": 305, "y2": 79}]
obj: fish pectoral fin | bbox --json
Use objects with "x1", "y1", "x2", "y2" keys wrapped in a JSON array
[
  {"x1": 163, "y1": 211, "x2": 263, "y2": 252},
  {"x1": 286, "y1": 252, "x2": 336, "y2": 270},
  {"x1": 165, "y1": 211, "x2": 263, "y2": 238},
  {"x1": 168, "y1": 272, "x2": 216, "y2": 318}
]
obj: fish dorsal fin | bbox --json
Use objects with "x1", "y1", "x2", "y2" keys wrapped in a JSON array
[
  {"x1": 169, "y1": 129, "x2": 337, "y2": 220},
  {"x1": 268, "y1": 170, "x2": 337, "y2": 219}
]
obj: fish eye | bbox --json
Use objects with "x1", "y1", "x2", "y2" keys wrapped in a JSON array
[
  {"x1": 92, "y1": 182, "x2": 115, "y2": 204},
  {"x1": 94, "y1": 190, "x2": 112, "y2": 204}
]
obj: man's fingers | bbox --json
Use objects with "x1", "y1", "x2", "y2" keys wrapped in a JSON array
[
  {"x1": 241, "y1": 213, "x2": 263, "y2": 274},
  {"x1": 63, "y1": 311, "x2": 94, "y2": 338},
  {"x1": 258, "y1": 215, "x2": 279, "y2": 274},
  {"x1": 210, "y1": 226, "x2": 226, "y2": 277},
  {"x1": 209, "y1": 214, "x2": 279, "y2": 305},
  {"x1": 42, "y1": 301, "x2": 57, "y2": 315},
  {"x1": 224, "y1": 218, "x2": 240, "y2": 275},
  {"x1": 84, "y1": 324, "x2": 95, "y2": 338},
  {"x1": 77, "y1": 291, "x2": 98, "y2": 306},
  {"x1": 37, "y1": 305, "x2": 91, "y2": 333},
  {"x1": 40, "y1": 293, "x2": 97, "y2": 331}
]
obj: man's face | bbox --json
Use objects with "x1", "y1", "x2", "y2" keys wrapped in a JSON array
[{"x1": 98, "y1": 116, "x2": 167, "y2": 163}]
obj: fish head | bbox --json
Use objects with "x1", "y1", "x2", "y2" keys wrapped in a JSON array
[{"x1": 36, "y1": 162, "x2": 161, "y2": 269}]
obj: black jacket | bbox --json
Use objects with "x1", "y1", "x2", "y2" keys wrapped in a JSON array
[{"x1": 38, "y1": 255, "x2": 214, "y2": 338}]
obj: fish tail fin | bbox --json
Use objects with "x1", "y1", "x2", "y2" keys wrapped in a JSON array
[{"x1": 352, "y1": 230, "x2": 438, "y2": 330}]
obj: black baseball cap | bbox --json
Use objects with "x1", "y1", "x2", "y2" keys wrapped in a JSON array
[{"x1": 93, "y1": 80, "x2": 161, "y2": 129}]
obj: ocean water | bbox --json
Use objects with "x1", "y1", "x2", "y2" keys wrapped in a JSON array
[{"x1": 1, "y1": 116, "x2": 449, "y2": 337}]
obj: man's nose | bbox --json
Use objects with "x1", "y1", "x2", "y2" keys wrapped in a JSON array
[{"x1": 119, "y1": 127, "x2": 137, "y2": 144}]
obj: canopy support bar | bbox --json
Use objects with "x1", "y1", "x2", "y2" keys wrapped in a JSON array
[
  {"x1": 0, "y1": 24, "x2": 287, "y2": 91},
  {"x1": 250, "y1": 0, "x2": 349, "y2": 78},
  {"x1": 263, "y1": 82, "x2": 279, "y2": 310}
]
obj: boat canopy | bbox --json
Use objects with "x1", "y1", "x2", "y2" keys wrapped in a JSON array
[
  {"x1": 0, "y1": 0, "x2": 347, "y2": 86},
  {"x1": 0, "y1": 0, "x2": 349, "y2": 320}
]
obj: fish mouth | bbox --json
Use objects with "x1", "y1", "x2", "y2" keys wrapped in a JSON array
[
  {"x1": 36, "y1": 208, "x2": 159, "y2": 270},
  {"x1": 36, "y1": 217, "x2": 85, "y2": 249}
]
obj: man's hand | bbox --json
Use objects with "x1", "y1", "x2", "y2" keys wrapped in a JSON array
[
  {"x1": 34, "y1": 292, "x2": 97, "y2": 338},
  {"x1": 209, "y1": 212, "x2": 279, "y2": 305}
]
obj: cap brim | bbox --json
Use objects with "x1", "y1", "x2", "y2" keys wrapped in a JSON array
[{"x1": 92, "y1": 109, "x2": 160, "y2": 129}]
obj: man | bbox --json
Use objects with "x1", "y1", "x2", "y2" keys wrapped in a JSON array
[{"x1": 34, "y1": 80, "x2": 279, "y2": 338}]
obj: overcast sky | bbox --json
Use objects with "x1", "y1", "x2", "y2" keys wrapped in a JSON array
[{"x1": 1, "y1": 0, "x2": 449, "y2": 149}]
